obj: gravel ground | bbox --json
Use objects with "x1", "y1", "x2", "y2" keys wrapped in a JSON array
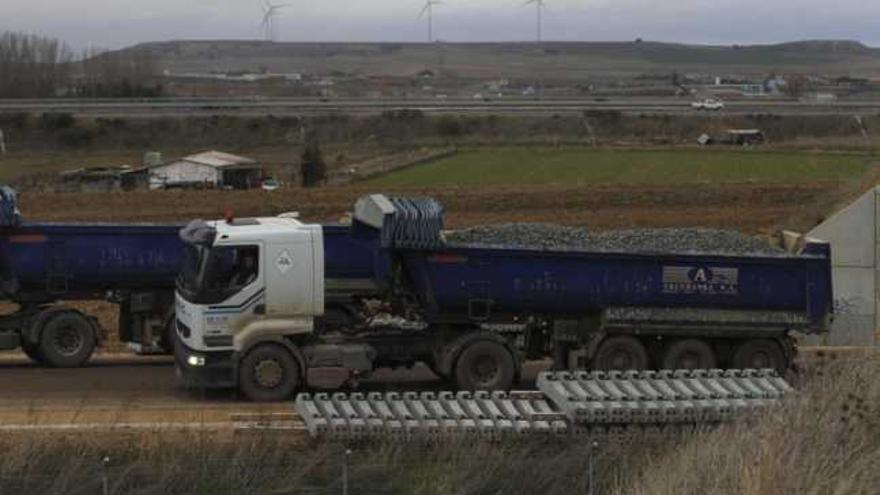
[{"x1": 444, "y1": 223, "x2": 785, "y2": 256}]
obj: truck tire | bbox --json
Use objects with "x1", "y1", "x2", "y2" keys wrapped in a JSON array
[
  {"x1": 593, "y1": 336, "x2": 649, "y2": 370},
  {"x1": 453, "y1": 340, "x2": 516, "y2": 391},
  {"x1": 731, "y1": 339, "x2": 786, "y2": 371},
  {"x1": 239, "y1": 344, "x2": 302, "y2": 402},
  {"x1": 38, "y1": 311, "x2": 96, "y2": 368},
  {"x1": 661, "y1": 339, "x2": 717, "y2": 370},
  {"x1": 21, "y1": 343, "x2": 44, "y2": 364}
]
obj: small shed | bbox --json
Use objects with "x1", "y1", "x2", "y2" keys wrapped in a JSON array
[
  {"x1": 723, "y1": 129, "x2": 765, "y2": 146},
  {"x1": 56, "y1": 166, "x2": 131, "y2": 193},
  {"x1": 120, "y1": 166, "x2": 151, "y2": 191},
  {"x1": 698, "y1": 130, "x2": 765, "y2": 147},
  {"x1": 149, "y1": 151, "x2": 263, "y2": 190}
]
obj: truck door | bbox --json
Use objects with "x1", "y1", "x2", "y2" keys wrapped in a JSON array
[
  {"x1": 201, "y1": 243, "x2": 265, "y2": 341},
  {"x1": 264, "y1": 229, "x2": 322, "y2": 316}
]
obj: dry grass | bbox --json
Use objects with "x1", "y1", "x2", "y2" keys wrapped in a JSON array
[
  {"x1": 1, "y1": 356, "x2": 878, "y2": 494},
  {"x1": 614, "y1": 354, "x2": 880, "y2": 495}
]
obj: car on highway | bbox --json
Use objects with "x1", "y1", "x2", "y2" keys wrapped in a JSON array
[{"x1": 691, "y1": 98, "x2": 725, "y2": 111}]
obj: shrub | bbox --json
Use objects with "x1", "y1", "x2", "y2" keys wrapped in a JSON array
[
  {"x1": 57, "y1": 127, "x2": 95, "y2": 147},
  {"x1": 0, "y1": 112, "x2": 28, "y2": 129},
  {"x1": 40, "y1": 112, "x2": 76, "y2": 131},
  {"x1": 436, "y1": 116, "x2": 464, "y2": 138},
  {"x1": 300, "y1": 137, "x2": 327, "y2": 188}
]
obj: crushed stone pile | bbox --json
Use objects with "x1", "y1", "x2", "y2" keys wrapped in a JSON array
[{"x1": 444, "y1": 223, "x2": 785, "y2": 256}]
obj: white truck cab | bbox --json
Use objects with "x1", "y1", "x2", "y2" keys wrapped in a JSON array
[{"x1": 174, "y1": 216, "x2": 325, "y2": 400}]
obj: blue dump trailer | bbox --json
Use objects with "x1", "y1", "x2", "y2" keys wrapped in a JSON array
[
  {"x1": 0, "y1": 222, "x2": 186, "y2": 366},
  {"x1": 172, "y1": 195, "x2": 834, "y2": 400},
  {"x1": 0, "y1": 192, "x2": 380, "y2": 368},
  {"x1": 398, "y1": 244, "x2": 831, "y2": 333}
]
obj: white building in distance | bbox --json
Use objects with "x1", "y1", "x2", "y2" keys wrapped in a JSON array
[{"x1": 149, "y1": 151, "x2": 263, "y2": 190}]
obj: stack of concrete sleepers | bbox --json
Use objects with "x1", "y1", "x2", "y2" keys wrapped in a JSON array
[
  {"x1": 294, "y1": 369, "x2": 793, "y2": 440},
  {"x1": 295, "y1": 390, "x2": 567, "y2": 439},
  {"x1": 537, "y1": 369, "x2": 792, "y2": 427}
]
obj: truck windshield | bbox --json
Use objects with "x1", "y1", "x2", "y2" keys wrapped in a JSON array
[{"x1": 177, "y1": 244, "x2": 260, "y2": 305}]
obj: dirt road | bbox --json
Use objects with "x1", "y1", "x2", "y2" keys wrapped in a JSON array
[{"x1": 0, "y1": 353, "x2": 550, "y2": 429}]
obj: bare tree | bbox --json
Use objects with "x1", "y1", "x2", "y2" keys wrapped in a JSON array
[
  {"x1": 77, "y1": 45, "x2": 161, "y2": 97},
  {"x1": 784, "y1": 75, "x2": 812, "y2": 98},
  {"x1": 0, "y1": 32, "x2": 72, "y2": 98}
]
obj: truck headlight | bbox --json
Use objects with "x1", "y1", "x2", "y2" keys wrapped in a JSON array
[{"x1": 187, "y1": 355, "x2": 206, "y2": 367}]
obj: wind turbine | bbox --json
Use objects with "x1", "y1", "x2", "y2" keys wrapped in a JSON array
[
  {"x1": 260, "y1": 0, "x2": 288, "y2": 42},
  {"x1": 419, "y1": 0, "x2": 443, "y2": 42},
  {"x1": 523, "y1": 0, "x2": 546, "y2": 43}
]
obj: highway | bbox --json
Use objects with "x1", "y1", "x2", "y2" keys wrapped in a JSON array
[{"x1": 1, "y1": 96, "x2": 879, "y2": 117}]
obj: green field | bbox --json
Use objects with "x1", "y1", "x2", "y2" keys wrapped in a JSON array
[{"x1": 366, "y1": 148, "x2": 878, "y2": 187}]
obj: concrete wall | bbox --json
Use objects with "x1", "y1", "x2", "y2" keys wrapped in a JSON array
[{"x1": 807, "y1": 187, "x2": 879, "y2": 346}]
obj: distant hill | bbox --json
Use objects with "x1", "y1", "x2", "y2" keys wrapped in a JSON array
[{"x1": 124, "y1": 39, "x2": 880, "y2": 80}]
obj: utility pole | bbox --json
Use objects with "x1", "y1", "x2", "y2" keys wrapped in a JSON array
[
  {"x1": 536, "y1": 1, "x2": 542, "y2": 43},
  {"x1": 342, "y1": 448, "x2": 352, "y2": 495},
  {"x1": 428, "y1": 5, "x2": 433, "y2": 42}
]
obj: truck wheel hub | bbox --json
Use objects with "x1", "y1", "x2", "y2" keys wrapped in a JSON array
[
  {"x1": 609, "y1": 352, "x2": 632, "y2": 369},
  {"x1": 472, "y1": 356, "x2": 498, "y2": 384},
  {"x1": 747, "y1": 352, "x2": 771, "y2": 368},
  {"x1": 678, "y1": 352, "x2": 701, "y2": 369},
  {"x1": 254, "y1": 360, "x2": 283, "y2": 388},
  {"x1": 54, "y1": 326, "x2": 83, "y2": 356}
]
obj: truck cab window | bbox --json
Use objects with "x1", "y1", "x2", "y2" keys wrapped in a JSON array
[
  {"x1": 228, "y1": 247, "x2": 259, "y2": 289},
  {"x1": 178, "y1": 244, "x2": 260, "y2": 304},
  {"x1": 207, "y1": 245, "x2": 259, "y2": 292}
]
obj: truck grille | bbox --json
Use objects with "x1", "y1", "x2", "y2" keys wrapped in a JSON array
[{"x1": 203, "y1": 335, "x2": 233, "y2": 348}]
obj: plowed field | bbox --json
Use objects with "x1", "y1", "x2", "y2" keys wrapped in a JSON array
[{"x1": 18, "y1": 180, "x2": 864, "y2": 234}]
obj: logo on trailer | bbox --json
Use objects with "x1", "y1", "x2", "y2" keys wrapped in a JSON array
[
  {"x1": 275, "y1": 249, "x2": 294, "y2": 275},
  {"x1": 662, "y1": 265, "x2": 738, "y2": 295}
]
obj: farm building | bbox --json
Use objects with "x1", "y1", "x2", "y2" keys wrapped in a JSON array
[{"x1": 149, "y1": 151, "x2": 263, "y2": 190}]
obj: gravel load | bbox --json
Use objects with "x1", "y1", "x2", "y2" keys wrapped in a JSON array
[
  {"x1": 444, "y1": 223, "x2": 786, "y2": 257},
  {"x1": 445, "y1": 223, "x2": 591, "y2": 251}
]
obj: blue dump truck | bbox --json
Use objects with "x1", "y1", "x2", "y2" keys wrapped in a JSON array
[
  {"x1": 0, "y1": 187, "x2": 186, "y2": 366},
  {"x1": 174, "y1": 195, "x2": 833, "y2": 401}
]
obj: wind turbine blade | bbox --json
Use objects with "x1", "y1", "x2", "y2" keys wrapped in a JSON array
[{"x1": 418, "y1": 2, "x2": 430, "y2": 18}]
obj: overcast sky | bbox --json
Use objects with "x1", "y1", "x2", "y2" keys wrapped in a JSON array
[{"x1": 4, "y1": 0, "x2": 880, "y2": 50}]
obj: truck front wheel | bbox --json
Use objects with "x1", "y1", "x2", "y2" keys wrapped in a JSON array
[
  {"x1": 38, "y1": 311, "x2": 96, "y2": 368},
  {"x1": 453, "y1": 340, "x2": 516, "y2": 391},
  {"x1": 239, "y1": 344, "x2": 302, "y2": 402}
]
